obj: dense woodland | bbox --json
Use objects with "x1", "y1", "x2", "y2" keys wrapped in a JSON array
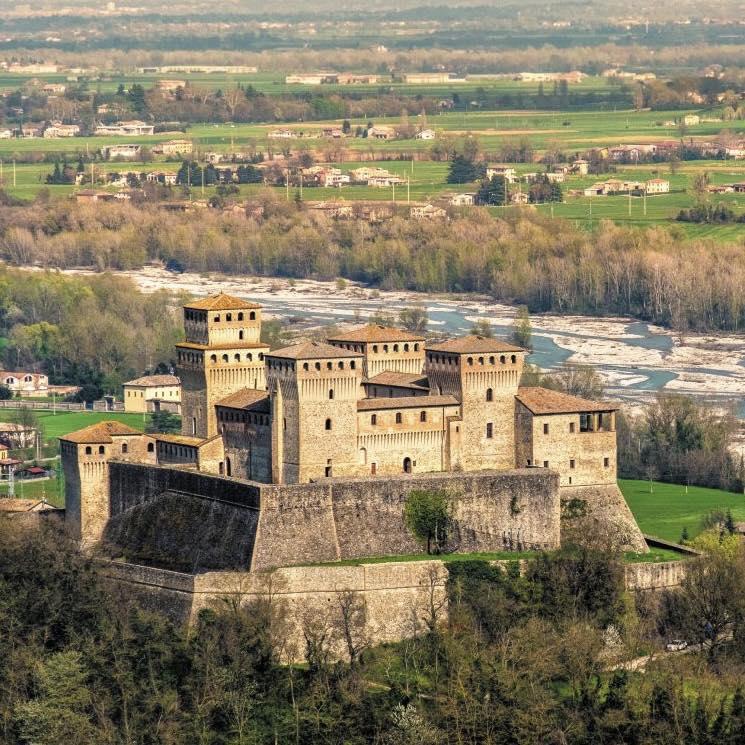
[
  {"x1": 3, "y1": 520, "x2": 745, "y2": 744},
  {"x1": 2, "y1": 197, "x2": 744, "y2": 333}
]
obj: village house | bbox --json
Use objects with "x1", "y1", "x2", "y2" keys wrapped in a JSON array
[
  {"x1": 145, "y1": 171, "x2": 178, "y2": 185},
  {"x1": 42, "y1": 83, "x2": 66, "y2": 95},
  {"x1": 307, "y1": 201, "x2": 355, "y2": 218},
  {"x1": 367, "y1": 175, "x2": 405, "y2": 188},
  {"x1": 367, "y1": 125, "x2": 396, "y2": 140},
  {"x1": 510, "y1": 191, "x2": 530, "y2": 204},
  {"x1": 402, "y1": 72, "x2": 454, "y2": 84},
  {"x1": 571, "y1": 159, "x2": 589, "y2": 175},
  {"x1": 74, "y1": 190, "x2": 118, "y2": 203},
  {"x1": 101, "y1": 144, "x2": 142, "y2": 160},
  {"x1": 123, "y1": 374, "x2": 181, "y2": 414},
  {"x1": 448, "y1": 193, "x2": 476, "y2": 206},
  {"x1": 285, "y1": 73, "x2": 338, "y2": 85},
  {"x1": 0, "y1": 371, "x2": 48, "y2": 396},
  {"x1": 545, "y1": 172, "x2": 565, "y2": 184},
  {"x1": 415, "y1": 129, "x2": 436, "y2": 140},
  {"x1": 350, "y1": 167, "x2": 392, "y2": 183},
  {"x1": 0, "y1": 128, "x2": 14, "y2": 139},
  {"x1": 268, "y1": 129, "x2": 297, "y2": 139},
  {"x1": 321, "y1": 127, "x2": 345, "y2": 139},
  {"x1": 486, "y1": 166, "x2": 518, "y2": 183},
  {"x1": 336, "y1": 73, "x2": 379, "y2": 85},
  {"x1": 0, "y1": 422, "x2": 37, "y2": 449},
  {"x1": 20, "y1": 123, "x2": 44, "y2": 138},
  {"x1": 153, "y1": 139, "x2": 193, "y2": 156},
  {"x1": 156, "y1": 79, "x2": 186, "y2": 92},
  {"x1": 320, "y1": 169, "x2": 351, "y2": 187},
  {"x1": 410, "y1": 204, "x2": 447, "y2": 219},
  {"x1": 94, "y1": 120, "x2": 155, "y2": 137},
  {"x1": 43, "y1": 122, "x2": 80, "y2": 138},
  {"x1": 682, "y1": 114, "x2": 700, "y2": 127},
  {"x1": 644, "y1": 178, "x2": 670, "y2": 194}
]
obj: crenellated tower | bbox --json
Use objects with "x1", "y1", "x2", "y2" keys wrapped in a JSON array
[
  {"x1": 176, "y1": 293, "x2": 269, "y2": 440},
  {"x1": 425, "y1": 336, "x2": 524, "y2": 471},
  {"x1": 266, "y1": 342, "x2": 364, "y2": 484}
]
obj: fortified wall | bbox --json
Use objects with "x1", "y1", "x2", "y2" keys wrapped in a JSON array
[{"x1": 104, "y1": 462, "x2": 561, "y2": 572}]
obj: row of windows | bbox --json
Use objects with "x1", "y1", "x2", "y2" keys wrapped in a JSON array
[
  {"x1": 427, "y1": 353, "x2": 518, "y2": 367},
  {"x1": 541, "y1": 416, "x2": 614, "y2": 435},
  {"x1": 4, "y1": 376, "x2": 34, "y2": 384},
  {"x1": 369, "y1": 410, "x2": 430, "y2": 426},
  {"x1": 218, "y1": 410, "x2": 270, "y2": 426},
  {"x1": 529, "y1": 457, "x2": 611, "y2": 469},
  {"x1": 212, "y1": 312, "x2": 256, "y2": 322},
  {"x1": 268, "y1": 359, "x2": 358, "y2": 372},
  {"x1": 82, "y1": 442, "x2": 156, "y2": 455},
  {"x1": 209, "y1": 352, "x2": 264, "y2": 364}
]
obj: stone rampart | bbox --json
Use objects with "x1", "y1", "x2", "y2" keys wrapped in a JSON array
[
  {"x1": 104, "y1": 463, "x2": 562, "y2": 572},
  {"x1": 103, "y1": 555, "x2": 690, "y2": 662}
]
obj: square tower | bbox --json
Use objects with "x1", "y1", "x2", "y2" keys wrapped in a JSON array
[
  {"x1": 327, "y1": 325, "x2": 425, "y2": 378},
  {"x1": 266, "y1": 342, "x2": 363, "y2": 484},
  {"x1": 425, "y1": 336, "x2": 524, "y2": 471},
  {"x1": 177, "y1": 293, "x2": 269, "y2": 439}
]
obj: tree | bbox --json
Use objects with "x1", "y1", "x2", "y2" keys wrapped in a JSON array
[
  {"x1": 398, "y1": 305, "x2": 428, "y2": 332},
  {"x1": 447, "y1": 155, "x2": 481, "y2": 184},
  {"x1": 691, "y1": 171, "x2": 710, "y2": 204},
  {"x1": 470, "y1": 319, "x2": 493, "y2": 337},
  {"x1": 476, "y1": 175, "x2": 508, "y2": 205},
  {"x1": 146, "y1": 411, "x2": 181, "y2": 434},
  {"x1": 511, "y1": 305, "x2": 532, "y2": 350},
  {"x1": 0, "y1": 384, "x2": 12, "y2": 400},
  {"x1": 404, "y1": 489, "x2": 452, "y2": 554}
]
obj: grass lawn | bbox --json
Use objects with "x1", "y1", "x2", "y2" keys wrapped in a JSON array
[
  {"x1": 0, "y1": 476, "x2": 63, "y2": 507},
  {"x1": 620, "y1": 478, "x2": 745, "y2": 543},
  {"x1": 27, "y1": 411, "x2": 149, "y2": 442}
]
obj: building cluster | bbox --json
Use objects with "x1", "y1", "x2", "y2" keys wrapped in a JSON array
[{"x1": 62, "y1": 293, "x2": 619, "y2": 493}]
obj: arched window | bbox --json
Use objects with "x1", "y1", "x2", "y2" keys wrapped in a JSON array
[
  {"x1": 249, "y1": 311, "x2": 256, "y2": 321},
  {"x1": 327, "y1": 362, "x2": 333, "y2": 370},
  {"x1": 403, "y1": 457, "x2": 412, "y2": 474},
  {"x1": 414, "y1": 343, "x2": 419, "y2": 351},
  {"x1": 237, "y1": 312, "x2": 244, "y2": 321},
  {"x1": 234, "y1": 354, "x2": 240, "y2": 361},
  {"x1": 478, "y1": 357, "x2": 484, "y2": 365},
  {"x1": 315, "y1": 362, "x2": 321, "y2": 371},
  {"x1": 486, "y1": 388, "x2": 493, "y2": 402},
  {"x1": 489, "y1": 356, "x2": 495, "y2": 364},
  {"x1": 219, "y1": 462, "x2": 224, "y2": 475},
  {"x1": 404, "y1": 344, "x2": 409, "y2": 352},
  {"x1": 239, "y1": 330, "x2": 244, "y2": 340},
  {"x1": 325, "y1": 418, "x2": 332, "y2": 430},
  {"x1": 222, "y1": 354, "x2": 229, "y2": 363},
  {"x1": 226, "y1": 457, "x2": 232, "y2": 477},
  {"x1": 121, "y1": 443, "x2": 128, "y2": 454},
  {"x1": 214, "y1": 315, "x2": 220, "y2": 322},
  {"x1": 85, "y1": 446, "x2": 92, "y2": 455},
  {"x1": 226, "y1": 313, "x2": 232, "y2": 321},
  {"x1": 383, "y1": 345, "x2": 389, "y2": 353},
  {"x1": 303, "y1": 363, "x2": 309, "y2": 371},
  {"x1": 500, "y1": 355, "x2": 506, "y2": 364},
  {"x1": 511, "y1": 355, "x2": 517, "y2": 364},
  {"x1": 338, "y1": 361, "x2": 344, "y2": 369},
  {"x1": 467, "y1": 357, "x2": 474, "y2": 366},
  {"x1": 372, "y1": 345, "x2": 378, "y2": 353},
  {"x1": 393, "y1": 344, "x2": 399, "y2": 352},
  {"x1": 359, "y1": 447, "x2": 367, "y2": 465},
  {"x1": 98, "y1": 445, "x2": 105, "y2": 454},
  {"x1": 210, "y1": 354, "x2": 217, "y2": 363},
  {"x1": 329, "y1": 389, "x2": 334, "y2": 400},
  {"x1": 147, "y1": 442, "x2": 154, "y2": 453},
  {"x1": 350, "y1": 361, "x2": 356, "y2": 370}
]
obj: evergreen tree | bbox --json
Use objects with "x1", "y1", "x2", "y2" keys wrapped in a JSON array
[{"x1": 476, "y1": 174, "x2": 508, "y2": 205}]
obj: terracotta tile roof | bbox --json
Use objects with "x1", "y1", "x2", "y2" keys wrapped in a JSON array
[
  {"x1": 516, "y1": 387, "x2": 618, "y2": 415},
  {"x1": 366, "y1": 372, "x2": 430, "y2": 390},
  {"x1": 327, "y1": 325, "x2": 425, "y2": 344},
  {"x1": 357, "y1": 394, "x2": 459, "y2": 411},
  {"x1": 425, "y1": 335, "x2": 523, "y2": 354},
  {"x1": 267, "y1": 341, "x2": 363, "y2": 361},
  {"x1": 123, "y1": 374, "x2": 180, "y2": 387},
  {"x1": 154, "y1": 434, "x2": 206, "y2": 447},
  {"x1": 183, "y1": 293, "x2": 261, "y2": 311},
  {"x1": 60, "y1": 421, "x2": 142, "y2": 444},
  {"x1": 215, "y1": 388, "x2": 270, "y2": 412}
]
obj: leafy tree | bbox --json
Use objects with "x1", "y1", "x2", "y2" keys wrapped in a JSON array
[
  {"x1": 146, "y1": 411, "x2": 181, "y2": 434},
  {"x1": 0, "y1": 384, "x2": 11, "y2": 400},
  {"x1": 398, "y1": 305, "x2": 428, "y2": 332},
  {"x1": 470, "y1": 319, "x2": 493, "y2": 337},
  {"x1": 510, "y1": 305, "x2": 532, "y2": 349},
  {"x1": 404, "y1": 489, "x2": 452, "y2": 554}
]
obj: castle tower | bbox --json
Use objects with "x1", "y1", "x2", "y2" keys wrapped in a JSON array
[
  {"x1": 266, "y1": 342, "x2": 364, "y2": 484},
  {"x1": 326, "y1": 325, "x2": 425, "y2": 378},
  {"x1": 60, "y1": 422, "x2": 154, "y2": 547},
  {"x1": 177, "y1": 293, "x2": 269, "y2": 440},
  {"x1": 424, "y1": 336, "x2": 524, "y2": 471}
]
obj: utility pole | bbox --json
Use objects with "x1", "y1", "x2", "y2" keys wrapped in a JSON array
[
  {"x1": 628, "y1": 192, "x2": 631, "y2": 216},
  {"x1": 286, "y1": 170, "x2": 289, "y2": 201},
  {"x1": 407, "y1": 175, "x2": 410, "y2": 204},
  {"x1": 392, "y1": 181, "x2": 395, "y2": 203},
  {"x1": 201, "y1": 166, "x2": 205, "y2": 197},
  {"x1": 299, "y1": 170, "x2": 302, "y2": 200},
  {"x1": 7, "y1": 464, "x2": 14, "y2": 498},
  {"x1": 644, "y1": 190, "x2": 647, "y2": 216},
  {"x1": 12, "y1": 160, "x2": 16, "y2": 188}
]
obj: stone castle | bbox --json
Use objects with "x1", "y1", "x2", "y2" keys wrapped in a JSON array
[{"x1": 61, "y1": 292, "x2": 646, "y2": 566}]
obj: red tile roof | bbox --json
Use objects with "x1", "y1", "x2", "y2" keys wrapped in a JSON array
[
  {"x1": 327, "y1": 324, "x2": 425, "y2": 343},
  {"x1": 267, "y1": 341, "x2": 363, "y2": 361},
  {"x1": 516, "y1": 387, "x2": 618, "y2": 415},
  {"x1": 426, "y1": 335, "x2": 523, "y2": 354},
  {"x1": 59, "y1": 421, "x2": 142, "y2": 444},
  {"x1": 366, "y1": 372, "x2": 430, "y2": 390},
  {"x1": 357, "y1": 394, "x2": 459, "y2": 411},
  {"x1": 183, "y1": 293, "x2": 261, "y2": 311},
  {"x1": 215, "y1": 388, "x2": 270, "y2": 412}
]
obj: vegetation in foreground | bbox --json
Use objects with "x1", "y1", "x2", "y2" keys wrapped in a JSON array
[{"x1": 3, "y1": 521, "x2": 745, "y2": 744}]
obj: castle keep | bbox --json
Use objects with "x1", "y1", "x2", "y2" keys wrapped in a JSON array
[{"x1": 61, "y1": 292, "x2": 646, "y2": 563}]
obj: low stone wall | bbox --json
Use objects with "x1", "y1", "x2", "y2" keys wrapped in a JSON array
[{"x1": 104, "y1": 555, "x2": 690, "y2": 662}]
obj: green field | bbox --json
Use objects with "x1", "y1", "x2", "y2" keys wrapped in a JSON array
[
  {"x1": 29, "y1": 410, "x2": 149, "y2": 442},
  {"x1": 0, "y1": 476, "x2": 63, "y2": 507},
  {"x1": 620, "y1": 479, "x2": 745, "y2": 543}
]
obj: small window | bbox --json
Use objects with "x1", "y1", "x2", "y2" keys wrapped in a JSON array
[
  {"x1": 486, "y1": 422, "x2": 493, "y2": 439},
  {"x1": 222, "y1": 354, "x2": 229, "y2": 362},
  {"x1": 147, "y1": 442, "x2": 154, "y2": 453},
  {"x1": 511, "y1": 355, "x2": 517, "y2": 363},
  {"x1": 329, "y1": 389, "x2": 334, "y2": 400},
  {"x1": 249, "y1": 311, "x2": 256, "y2": 321},
  {"x1": 393, "y1": 344, "x2": 399, "y2": 352},
  {"x1": 543, "y1": 423, "x2": 549, "y2": 435},
  {"x1": 315, "y1": 362, "x2": 321, "y2": 371},
  {"x1": 467, "y1": 357, "x2": 473, "y2": 366},
  {"x1": 371, "y1": 414, "x2": 377, "y2": 425},
  {"x1": 420, "y1": 411, "x2": 427, "y2": 422},
  {"x1": 350, "y1": 361, "x2": 356, "y2": 370},
  {"x1": 414, "y1": 343, "x2": 419, "y2": 351},
  {"x1": 239, "y1": 330, "x2": 244, "y2": 340},
  {"x1": 210, "y1": 354, "x2": 217, "y2": 363},
  {"x1": 486, "y1": 388, "x2": 493, "y2": 402},
  {"x1": 98, "y1": 445, "x2": 105, "y2": 454},
  {"x1": 226, "y1": 313, "x2": 232, "y2": 321},
  {"x1": 395, "y1": 412, "x2": 402, "y2": 424},
  {"x1": 325, "y1": 418, "x2": 332, "y2": 430},
  {"x1": 569, "y1": 422, "x2": 575, "y2": 433},
  {"x1": 214, "y1": 315, "x2": 220, "y2": 322},
  {"x1": 303, "y1": 363, "x2": 309, "y2": 371},
  {"x1": 543, "y1": 460, "x2": 549, "y2": 468},
  {"x1": 237, "y1": 312, "x2": 244, "y2": 321},
  {"x1": 338, "y1": 361, "x2": 344, "y2": 369},
  {"x1": 122, "y1": 443, "x2": 128, "y2": 454},
  {"x1": 327, "y1": 362, "x2": 333, "y2": 370},
  {"x1": 85, "y1": 446, "x2": 92, "y2": 455},
  {"x1": 404, "y1": 344, "x2": 409, "y2": 352},
  {"x1": 604, "y1": 457, "x2": 610, "y2": 468},
  {"x1": 569, "y1": 459, "x2": 575, "y2": 469}
]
